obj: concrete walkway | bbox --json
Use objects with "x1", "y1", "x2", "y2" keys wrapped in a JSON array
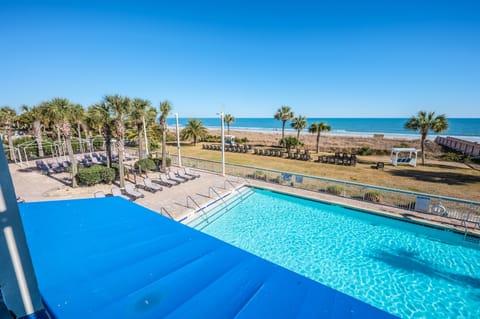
[{"x1": 8, "y1": 163, "x2": 242, "y2": 221}]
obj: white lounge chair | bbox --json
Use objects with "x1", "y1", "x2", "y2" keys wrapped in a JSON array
[
  {"x1": 154, "y1": 174, "x2": 178, "y2": 187},
  {"x1": 168, "y1": 171, "x2": 186, "y2": 183},
  {"x1": 184, "y1": 167, "x2": 200, "y2": 178},
  {"x1": 144, "y1": 178, "x2": 162, "y2": 192},
  {"x1": 177, "y1": 170, "x2": 195, "y2": 180},
  {"x1": 124, "y1": 183, "x2": 144, "y2": 200},
  {"x1": 94, "y1": 191, "x2": 106, "y2": 198},
  {"x1": 111, "y1": 186, "x2": 130, "y2": 201}
]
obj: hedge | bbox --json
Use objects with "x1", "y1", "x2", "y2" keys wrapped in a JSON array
[
  {"x1": 152, "y1": 157, "x2": 171, "y2": 169},
  {"x1": 134, "y1": 158, "x2": 157, "y2": 173},
  {"x1": 78, "y1": 165, "x2": 115, "y2": 186}
]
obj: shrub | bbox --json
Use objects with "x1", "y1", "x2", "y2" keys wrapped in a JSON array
[
  {"x1": 134, "y1": 158, "x2": 156, "y2": 173},
  {"x1": 77, "y1": 165, "x2": 115, "y2": 186},
  {"x1": 357, "y1": 146, "x2": 373, "y2": 155},
  {"x1": 152, "y1": 157, "x2": 171, "y2": 169},
  {"x1": 111, "y1": 163, "x2": 128, "y2": 180},
  {"x1": 326, "y1": 185, "x2": 343, "y2": 196},
  {"x1": 364, "y1": 191, "x2": 382, "y2": 203}
]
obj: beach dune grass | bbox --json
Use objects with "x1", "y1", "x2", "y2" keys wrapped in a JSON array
[{"x1": 165, "y1": 142, "x2": 480, "y2": 201}]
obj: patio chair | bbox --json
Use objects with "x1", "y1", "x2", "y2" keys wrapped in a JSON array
[
  {"x1": 144, "y1": 178, "x2": 163, "y2": 193},
  {"x1": 124, "y1": 183, "x2": 144, "y2": 200},
  {"x1": 184, "y1": 167, "x2": 200, "y2": 178},
  {"x1": 168, "y1": 171, "x2": 187, "y2": 183},
  {"x1": 153, "y1": 174, "x2": 178, "y2": 187},
  {"x1": 111, "y1": 186, "x2": 130, "y2": 200},
  {"x1": 177, "y1": 169, "x2": 195, "y2": 180}
]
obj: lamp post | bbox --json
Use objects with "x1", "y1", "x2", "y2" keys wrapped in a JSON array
[
  {"x1": 175, "y1": 113, "x2": 182, "y2": 167},
  {"x1": 219, "y1": 112, "x2": 225, "y2": 176}
]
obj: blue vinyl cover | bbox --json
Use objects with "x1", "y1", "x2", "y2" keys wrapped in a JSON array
[{"x1": 19, "y1": 197, "x2": 397, "y2": 318}]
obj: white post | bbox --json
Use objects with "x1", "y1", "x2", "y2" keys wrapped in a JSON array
[
  {"x1": 220, "y1": 112, "x2": 225, "y2": 176},
  {"x1": 175, "y1": 113, "x2": 182, "y2": 167},
  {"x1": 142, "y1": 116, "x2": 149, "y2": 156},
  {"x1": 0, "y1": 143, "x2": 48, "y2": 317}
]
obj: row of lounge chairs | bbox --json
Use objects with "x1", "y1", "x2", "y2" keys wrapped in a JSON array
[
  {"x1": 316, "y1": 153, "x2": 357, "y2": 166},
  {"x1": 253, "y1": 148, "x2": 312, "y2": 161},
  {"x1": 202, "y1": 144, "x2": 251, "y2": 153},
  {"x1": 94, "y1": 168, "x2": 201, "y2": 201},
  {"x1": 35, "y1": 159, "x2": 69, "y2": 174}
]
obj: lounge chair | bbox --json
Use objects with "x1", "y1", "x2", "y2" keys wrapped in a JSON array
[
  {"x1": 177, "y1": 170, "x2": 195, "y2": 180},
  {"x1": 144, "y1": 178, "x2": 163, "y2": 192},
  {"x1": 124, "y1": 183, "x2": 144, "y2": 200},
  {"x1": 111, "y1": 186, "x2": 130, "y2": 200},
  {"x1": 168, "y1": 171, "x2": 186, "y2": 183},
  {"x1": 94, "y1": 191, "x2": 106, "y2": 198},
  {"x1": 184, "y1": 167, "x2": 200, "y2": 178},
  {"x1": 154, "y1": 174, "x2": 178, "y2": 187}
]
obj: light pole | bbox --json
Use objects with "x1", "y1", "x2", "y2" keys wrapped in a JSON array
[
  {"x1": 219, "y1": 112, "x2": 225, "y2": 176},
  {"x1": 175, "y1": 113, "x2": 182, "y2": 167}
]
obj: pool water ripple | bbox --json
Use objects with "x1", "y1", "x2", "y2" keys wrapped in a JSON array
[{"x1": 198, "y1": 188, "x2": 480, "y2": 319}]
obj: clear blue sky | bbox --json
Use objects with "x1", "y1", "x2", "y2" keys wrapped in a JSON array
[{"x1": 1, "y1": 0, "x2": 479, "y2": 117}]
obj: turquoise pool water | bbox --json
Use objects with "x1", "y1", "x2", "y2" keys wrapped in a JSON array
[{"x1": 196, "y1": 188, "x2": 480, "y2": 319}]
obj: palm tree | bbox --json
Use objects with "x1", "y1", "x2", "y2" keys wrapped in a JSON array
[
  {"x1": 274, "y1": 106, "x2": 294, "y2": 144},
  {"x1": 129, "y1": 98, "x2": 154, "y2": 160},
  {"x1": 20, "y1": 105, "x2": 47, "y2": 157},
  {"x1": 159, "y1": 100, "x2": 172, "y2": 172},
  {"x1": 104, "y1": 95, "x2": 131, "y2": 188},
  {"x1": 0, "y1": 106, "x2": 17, "y2": 161},
  {"x1": 88, "y1": 103, "x2": 114, "y2": 166},
  {"x1": 280, "y1": 136, "x2": 302, "y2": 156},
  {"x1": 181, "y1": 119, "x2": 207, "y2": 146},
  {"x1": 71, "y1": 104, "x2": 87, "y2": 153},
  {"x1": 48, "y1": 98, "x2": 78, "y2": 187},
  {"x1": 45, "y1": 98, "x2": 65, "y2": 143},
  {"x1": 405, "y1": 111, "x2": 448, "y2": 165},
  {"x1": 224, "y1": 113, "x2": 235, "y2": 135},
  {"x1": 309, "y1": 122, "x2": 331, "y2": 153},
  {"x1": 291, "y1": 115, "x2": 307, "y2": 140}
]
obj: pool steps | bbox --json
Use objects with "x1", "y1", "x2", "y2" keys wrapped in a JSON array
[{"x1": 188, "y1": 186, "x2": 255, "y2": 230}]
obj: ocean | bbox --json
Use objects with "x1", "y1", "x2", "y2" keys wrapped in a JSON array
[{"x1": 168, "y1": 118, "x2": 480, "y2": 142}]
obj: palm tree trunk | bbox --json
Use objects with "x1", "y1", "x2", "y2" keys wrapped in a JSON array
[
  {"x1": 65, "y1": 136, "x2": 78, "y2": 188},
  {"x1": 161, "y1": 128, "x2": 167, "y2": 172},
  {"x1": 77, "y1": 123, "x2": 83, "y2": 153},
  {"x1": 33, "y1": 120, "x2": 44, "y2": 157},
  {"x1": 296, "y1": 130, "x2": 300, "y2": 140},
  {"x1": 421, "y1": 134, "x2": 426, "y2": 165},
  {"x1": 117, "y1": 139, "x2": 125, "y2": 188},
  {"x1": 137, "y1": 123, "x2": 145, "y2": 160},
  {"x1": 227, "y1": 123, "x2": 230, "y2": 135},
  {"x1": 281, "y1": 121, "x2": 286, "y2": 140},
  {"x1": 105, "y1": 130, "x2": 112, "y2": 168},
  {"x1": 316, "y1": 132, "x2": 320, "y2": 153},
  {"x1": 83, "y1": 125, "x2": 91, "y2": 153}
]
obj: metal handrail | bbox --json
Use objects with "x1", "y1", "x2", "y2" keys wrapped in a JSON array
[
  {"x1": 160, "y1": 207, "x2": 174, "y2": 219},
  {"x1": 186, "y1": 195, "x2": 209, "y2": 222},
  {"x1": 208, "y1": 187, "x2": 226, "y2": 204}
]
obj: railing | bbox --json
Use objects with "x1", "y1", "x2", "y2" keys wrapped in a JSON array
[
  {"x1": 208, "y1": 187, "x2": 226, "y2": 205},
  {"x1": 160, "y1": 207, "x2": 174, "y2": 219},
  {"x1": 169, "y1": 154, "x2": 480, "y2": 235}
]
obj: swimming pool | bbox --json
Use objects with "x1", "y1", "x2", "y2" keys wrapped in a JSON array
[{"x1": 193, "y1": 187, "x2": 480, "y2": 319}]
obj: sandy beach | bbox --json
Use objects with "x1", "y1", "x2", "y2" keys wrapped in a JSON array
[{"x1": 208, "y1": 129, "x2": 443, "y2": 155}]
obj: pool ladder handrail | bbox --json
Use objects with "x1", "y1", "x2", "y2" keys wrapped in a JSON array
[
  {"x1": 160, "y1": 207, "x2": 174, "y2": 220},
  {"x1": 208, "y1": 187, "x2": 227, "y2": 205},
  {"x1": 186, "y1": 195, "x2": 209, "y2": 222}
]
